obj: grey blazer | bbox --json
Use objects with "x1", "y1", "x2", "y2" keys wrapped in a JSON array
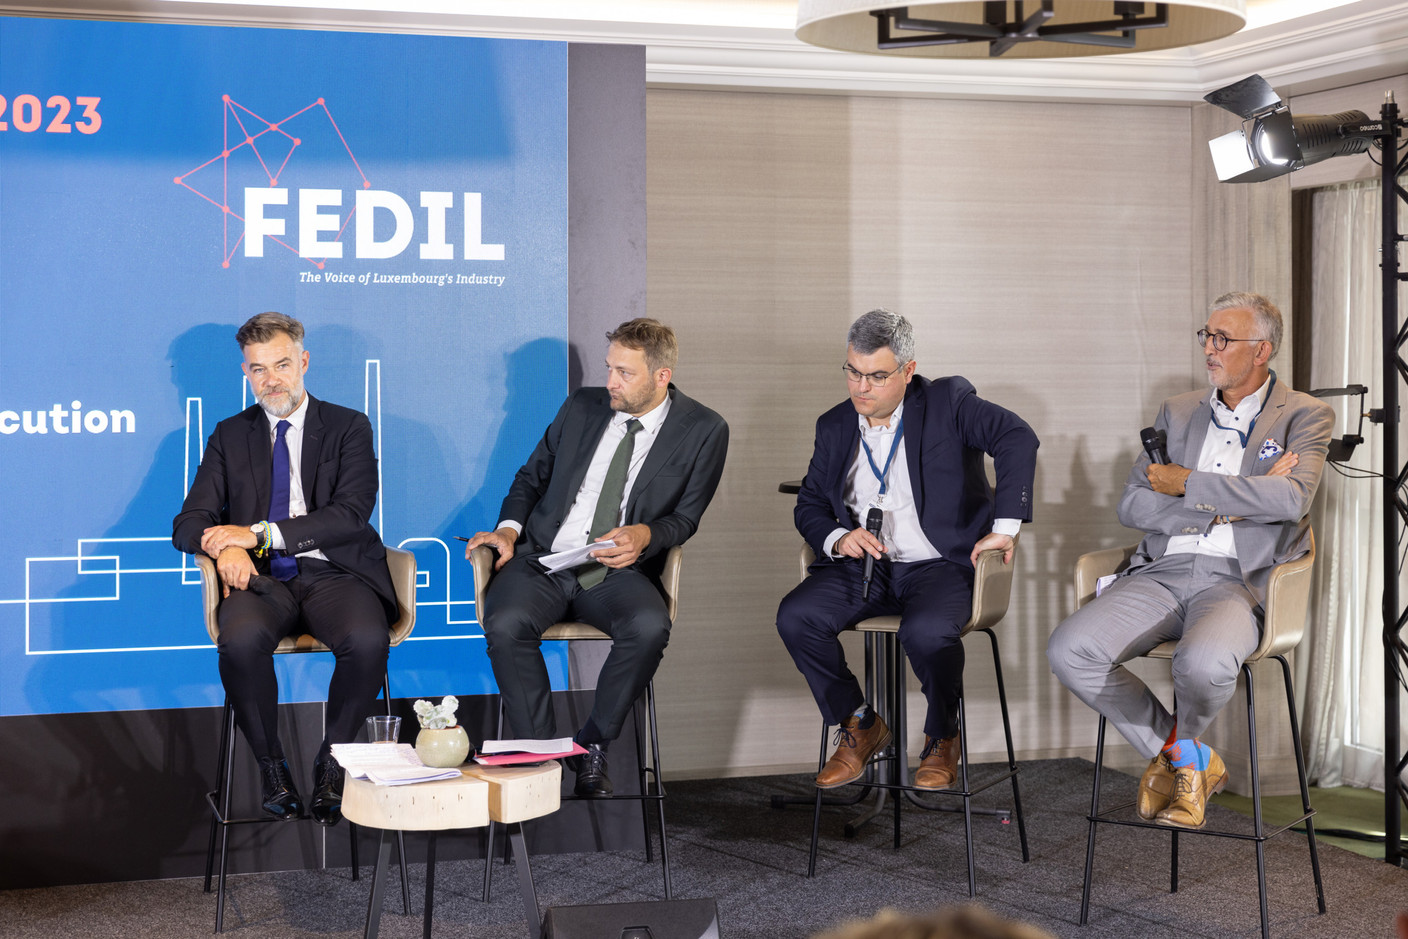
[{"x1": 1116, "y1": 373, "x2": 1335, "y2": 606}]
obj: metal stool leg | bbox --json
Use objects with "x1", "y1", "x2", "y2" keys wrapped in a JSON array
[
  {"x1": 1079, "y1": 714, "x2": 1107, "y2": 925},
  {"x1": 956, "y1": 699, "x2": 976, "y2": 898},
  {"x1": 508, "y1": 823, "x2": 541, "y2": 939},
  {"x1": 423, "y1": 833, "x2": 437, "y2": 939},
  {"x1": 1243, "y1": 664, "x2": 1270, "y2": 939},
  {"x1": 808, "y1": 723, "x2": 828, "y2": 877},
  {"x1": 633, "y1": 694, "x2": 653, "y2": 863},
  {"x1": 1276, "y1": 654, "x2": 1326, "y2": 913},
  {"x1": 204, "y1": 700, "x2": 234, "y2": 895},
  {"x1": 361, "y1": 830, "x2": 393, "y2": 939},
  {"x1": 214, "y1": 705, "x2": 238, "y2": 933},
  {"x1": 987, "y1": 629, "x2": 1029, "y2": 861},
  {"x1": 645, "y1": 680, "x2": 672, "y2": 897}
]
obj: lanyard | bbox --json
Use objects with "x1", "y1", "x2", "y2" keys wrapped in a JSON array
[
  {"x1": 1209, "y1": 370, "x2": 1276, "y2": 449},
  {"x1": 860, "y1": 416, "x2": 904, "y2": 496}
]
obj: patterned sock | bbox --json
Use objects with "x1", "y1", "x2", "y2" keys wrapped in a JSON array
[
  {"x1": 853, "y1": 703, "x2": 875, "y2": 730},
  {"x1": 1162, "y1": 736, "x2": 1211, "y2": 771}
]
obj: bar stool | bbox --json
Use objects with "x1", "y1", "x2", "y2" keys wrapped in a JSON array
[
  {"x1": 1074, "y1": 531, "x2": 1326, "y2": 939},
  {"x1": 795, "y1": 541, "x2": 1030, "y2": 896},
  {"x1": 469, "y1": 544, "x2": 683, "y2": 900},
  {"x1": 195, "y1": 546, "x2": 417, "y2": 932}
]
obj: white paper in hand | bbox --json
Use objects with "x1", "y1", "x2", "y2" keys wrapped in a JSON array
[{"x1": 539, "y1": 540, "x2": 617, "y2": 573}]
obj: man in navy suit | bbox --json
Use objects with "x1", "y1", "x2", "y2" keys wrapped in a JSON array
[
  {"x1": 173, "y1": 312, "x2": 395, "y2": 825},
  {"x1": 465, "y1": 318, "x2": 728, "y2": 796},
  {"x1": 778, "y1": 309, "x2": 1038, "y2": 790}
]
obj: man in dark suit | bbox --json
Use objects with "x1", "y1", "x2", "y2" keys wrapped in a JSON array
[
  {"x1": 173, "y1": 312, "x2": 395, "y2": 826},
  {"x1": 1048, "y1": 292, "x2": 1333, "y2": 828},
  {"x1": 465, "y1": 318, "x2": 728, "y2": 796},
  {"x1": 778, "y1": 309, "x2": 1038, "y2": 791}
]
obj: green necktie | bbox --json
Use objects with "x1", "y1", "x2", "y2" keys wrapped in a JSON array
[{"x1": 577, "y1": 418, "x2": 643, "y2": 589}]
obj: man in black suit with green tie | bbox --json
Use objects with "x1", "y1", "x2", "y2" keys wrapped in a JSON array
[{"x1": 464, "y1": 319, "x2": 728, "y2": 796}]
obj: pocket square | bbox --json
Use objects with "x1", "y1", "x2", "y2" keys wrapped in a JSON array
[{"x1": 1257, "y1": 438, "x2": 1284, "y2": 461}]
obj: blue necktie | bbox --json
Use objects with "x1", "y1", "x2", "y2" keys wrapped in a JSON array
[{"x1": 268, "y1": 420, "x2": 298, "y2": 581}]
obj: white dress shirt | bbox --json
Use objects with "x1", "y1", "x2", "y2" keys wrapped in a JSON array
[
  {"x1": 264, "y1": 394, "x2": 329, "y2": 562},
  {"x1": 498, "y1": 394, "x2": 673, "y2": 553},
  {"x1": 824, "y1": 401, "x2": 1020, "y2": 561},
  {"x1": 1165, "y1": 373, "x2": 1273, "y2": 560}
]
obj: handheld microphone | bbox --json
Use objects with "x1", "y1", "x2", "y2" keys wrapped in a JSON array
[
  {"x1": 860, "y1": 507, "x2": 883, "y2": 601},
  {"x1": 1140, "y1": 426, "x2": 1170, "y2": 465}
]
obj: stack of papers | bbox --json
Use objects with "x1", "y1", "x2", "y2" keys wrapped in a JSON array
[
  {"x1": 475, "y1": 737, "x2": 587, "y2": 765},
  {"x1": 329, "y1": 743, "x2": 465, "y2": 786},
  {"x1": 539, "y1": 540, "x2": 616, "y2": 573}
]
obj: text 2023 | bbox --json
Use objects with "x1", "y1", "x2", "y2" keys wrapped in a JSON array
[{"x1": 0, "y1": 95, "x2": 101, "y2": 134}]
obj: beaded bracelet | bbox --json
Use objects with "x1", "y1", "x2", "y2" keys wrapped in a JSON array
[{"x1": 252, "y1": 521, "x2": 272, "y2": 557}]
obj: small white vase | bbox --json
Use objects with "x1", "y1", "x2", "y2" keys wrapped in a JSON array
[{"x1": 415, "y1": 725, "x2": 470, "y2": 768}]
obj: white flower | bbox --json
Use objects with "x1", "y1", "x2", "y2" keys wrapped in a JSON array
[{"x1": 413, "y1": 695, "x2": 459, "y2": 729}]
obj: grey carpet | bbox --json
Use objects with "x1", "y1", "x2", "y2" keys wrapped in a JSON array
[{"x1": 3, "y1": 758, "x2": 1405, "y2": 938}]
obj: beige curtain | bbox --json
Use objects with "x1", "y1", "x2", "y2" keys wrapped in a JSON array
[{"x1": 1299, "y1": 179, "x2": 1407, "y2": 791}]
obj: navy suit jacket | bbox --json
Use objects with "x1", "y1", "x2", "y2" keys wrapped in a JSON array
[
  {"x1": 795, "y1": 375, "x2": 1039, "y2": 570},
  {"x1": 499, "y1": 385, "x2": 729, "y2": 585},
  {"x1": 172, "y1": 393, "x2": 396, "y2": 623}
]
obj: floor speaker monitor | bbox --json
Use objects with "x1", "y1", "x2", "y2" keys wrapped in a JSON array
[{"x1": 543, "y1": 897, "x2": 720, "y2": 939}]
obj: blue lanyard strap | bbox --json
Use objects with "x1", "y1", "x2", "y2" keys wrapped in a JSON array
[
  {"x1": 1209, "y1": 370, "x2": 1276, "y2": 449},
  {"x1": 860, "y1": 416, "x2": 904, "y2": 496}
]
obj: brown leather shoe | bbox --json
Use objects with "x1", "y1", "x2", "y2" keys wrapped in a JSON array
[
  {"x1": 815, "y1": 713, "x2": 891, "y2": 789},
  {"x1": 1154, "y1": 748, "x2": 1229, "y2": 829},
  {"x1": 1136, "y1": 752, "x2": 1175, "y2": 820},
  {"x1": 914, "y1": 734, "x2": 959, "y2": 790}
]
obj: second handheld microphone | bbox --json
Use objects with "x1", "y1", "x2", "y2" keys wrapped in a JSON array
[
  {"x1": 860, "y1": 507, "x2": 883, "y2": 601},
  {"x1": 1140, "y1": 426, "x2": 1170, "y2": 465}
]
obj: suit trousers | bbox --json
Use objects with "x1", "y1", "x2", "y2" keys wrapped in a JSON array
[
  {"x1": 482, "y1": 554, "x2": 671, "y2": 743},
  {"x1": 1046, "y1": 552, "x2": 1261, "y2": 758},
  {"x1": 776, "y1": 556, "x2": 973, "y2": 740},
  {"x1": 216, "y1": 557, "x2": 391, "y2": 762}
]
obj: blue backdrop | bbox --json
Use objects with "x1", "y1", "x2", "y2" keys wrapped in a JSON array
[{"x1": 0, "y1": 17, "x2": 569, "y2": 716}]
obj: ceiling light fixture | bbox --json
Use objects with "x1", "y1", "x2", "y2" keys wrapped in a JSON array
[{"x1": 795, "y1": 1, "x2": 1246, "y2": 58}]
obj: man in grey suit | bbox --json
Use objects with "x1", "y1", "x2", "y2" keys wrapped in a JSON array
[
  {"x1": 464, "y1": 319, "x2": 728, "y2": 796},
  {"x1": 1048, "y1": 292, "x2": 1333, "y2": 828}
]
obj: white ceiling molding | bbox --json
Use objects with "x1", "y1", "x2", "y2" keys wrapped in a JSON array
[{"x1": 2, "y1": 0, "x2": 1405, "y2": 104}]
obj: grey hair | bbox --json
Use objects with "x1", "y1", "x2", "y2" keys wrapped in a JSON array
[
  {"x1": 236, "y1": 311, "x2": 305, "y2": 350},
  {"x1": 847, "y1": 309, "x2": 915, "y2": 365},
  {"x1": 1210, "y1": 291, "x2": 1283, "y2": 360}
]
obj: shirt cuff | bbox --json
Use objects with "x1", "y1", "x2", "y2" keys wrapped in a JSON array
[
  {"x1": 496, "y1": 520, "x2": 524, "y2": 537},
  {"x1": 822, "y1": 527, "x2": 849, "y2": 558},
  {"x1": 268, "y1": 522, "x2": 286, "y2": 551},
  {"x1": 992, "y1": 518, "x2": 1022, "y2": 538}
]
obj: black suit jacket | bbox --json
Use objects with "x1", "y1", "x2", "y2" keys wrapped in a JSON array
[
  {"x1": 172, "y1": 393, "x2": 396, "y2": 622},
  {"x1": 795, "y1": 374, "x2": 1039, "y2": 570},
  {"x1": 500, "y1": 385, "x2": 729, "y2": 584}
]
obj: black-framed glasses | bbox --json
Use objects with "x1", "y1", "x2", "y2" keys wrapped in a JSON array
[
  {"x1": 842, "y1": 363, "x2": 905, "y2": 386},
  {"x1": 1197, "y1": 328, "x2": 1266, "y2": 352}
]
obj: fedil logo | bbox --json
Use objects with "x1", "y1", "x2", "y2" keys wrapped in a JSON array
[{"x1": 174, "y1": 96, "x2": 503, "y2": 268}]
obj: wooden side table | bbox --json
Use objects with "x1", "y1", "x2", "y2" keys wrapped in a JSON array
[{"x1": 343, "y1": 761, "x2": 562, "y2": 939}]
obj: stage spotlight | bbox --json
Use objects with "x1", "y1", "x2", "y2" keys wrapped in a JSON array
[{"x1": 1204, "y1": 74, "x2": 1373, "y2": 182}]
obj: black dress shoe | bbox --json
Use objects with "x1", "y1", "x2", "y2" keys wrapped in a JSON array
[
  {"x1": 573, "y1": 743, "x2": 613, "y2": 798},
  {"x1": 310, "y1": 758, "x2": 345, "y2": 826},
  {"x1": 258, "y1": 757, "x2": 304, "y2": 820}
]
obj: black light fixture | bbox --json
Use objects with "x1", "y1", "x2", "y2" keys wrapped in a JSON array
[
  {"x1": 796, "y1": 1, "x2": 1246, "y2": 59},
  {"x1": 1204, "y1": 72, "x2": 1408, "y2": 870},
  {"x1": 1203, "y1": 74, "x2": 1377, "y2": 182}
]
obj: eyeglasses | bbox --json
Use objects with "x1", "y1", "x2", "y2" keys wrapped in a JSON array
[
  {"x1": 1197, "y1": 329, "x2": 1266, "y2": 352},
  {"x1": 842, "y1": 363, "x2": 906, "y2": 386}
]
